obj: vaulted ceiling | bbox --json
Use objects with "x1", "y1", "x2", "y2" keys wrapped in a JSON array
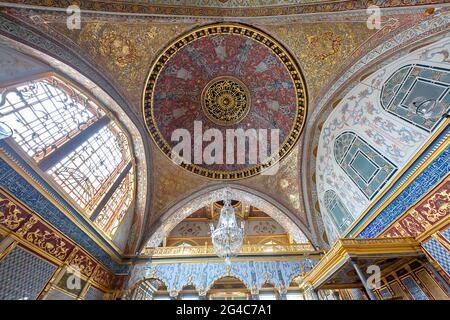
[{"x1": 0, "y1": 1, "x2": 447, "y2": 256}]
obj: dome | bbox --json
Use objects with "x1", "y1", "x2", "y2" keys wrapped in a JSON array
[{"x1": 143, "y1": 24, "x2": 307, "y2": 179}]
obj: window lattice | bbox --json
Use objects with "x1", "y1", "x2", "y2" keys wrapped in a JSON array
[
  {"x1": 0, "y1": 78, "x2": 102, "y2": 160},
  {"x1": 48, "y1": 123, "x2": 130, "y2": 213},
  {"x1": 95, "y1": 167, "x2": 134, "y2": 236},
  {"x1": 1, "y1": 77, "x2": 134, "y2": 238}
]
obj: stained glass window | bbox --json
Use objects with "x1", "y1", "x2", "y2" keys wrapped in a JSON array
[
  {"x1": 1, "y1": 76, "x2": 134, "y2": 238},
  {"x1": 0, "y1": 78, "x2": 102, "y2": 160}
]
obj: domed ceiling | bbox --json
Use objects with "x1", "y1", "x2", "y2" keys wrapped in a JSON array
[{"x1": 143, "y1": 24, "x2": 307, "y2": 179}]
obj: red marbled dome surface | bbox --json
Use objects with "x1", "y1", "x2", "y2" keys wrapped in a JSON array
[{"x1": 144, "y1": 25, "x2": 306, "y2": 179}]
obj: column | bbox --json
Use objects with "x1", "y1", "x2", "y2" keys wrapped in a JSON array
[
  {"x1": 350, "y1": 260, "x2": 377, "y2": 300},
  {"x1": 304, "y1": 286, "x2": 319, "y2": 300}
]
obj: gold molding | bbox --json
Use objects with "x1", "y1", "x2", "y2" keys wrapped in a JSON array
[
  {"x1": 142, "y1": 243, "x2": 315, "y2": 257},
  {"x1": 0, "y1": 149, "x2": 125, "y2": 261},
  {"x1": 304, "y1": 237, "x2": 423, "y2": 287}
]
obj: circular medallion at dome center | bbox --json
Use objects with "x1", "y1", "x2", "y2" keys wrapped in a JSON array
[{"x1": 202, "y1": 77, "x2": 250, "y2": 126}]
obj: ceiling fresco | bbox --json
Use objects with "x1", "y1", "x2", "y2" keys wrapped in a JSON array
[
  {"x1": 23, "y1": 12, "x2": 379, "y2": 247},
  {"x1": 2, "y1": 4, "x2": 445, "y2": 254},
  {"x1": 143, "y1": 23, "x2": 307, "y2": 179}
]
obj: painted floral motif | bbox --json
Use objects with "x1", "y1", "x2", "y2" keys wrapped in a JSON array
[
  {"x1": 99, "y1": 31, "x2": 138, "y2": 67},
  {"x1": 316, "y1": 39, "x2": 450, "y2": 240},
  {"x1": 306, "y1": 31, "x2": 342, "y2": 61}
]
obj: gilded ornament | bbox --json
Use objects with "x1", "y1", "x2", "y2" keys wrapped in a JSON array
[
  {"x1": 0, "y1": 199, "x2": 25, "y2": 230},
  {"x1": 201, "y1": 77, "x2": 250, "y2": 126}
]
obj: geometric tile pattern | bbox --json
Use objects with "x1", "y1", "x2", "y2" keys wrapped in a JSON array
[
  {"x1": 84, "y1": 286, "x2": 104, "y2": 300},
  {"x1": 441, "y1": 227, "x2": 450, "y2": 243},
  {"x1": 401, "y1": 276, "x2": 428, "y2": 300},
  {"x1": 0, "y1": 246, "x2": 56, "y2": 300},
  {"x1": 334, "y1": 131, "x2": 397, "y2": 200},
  {"x1": 422, "y1": 238, "x2": 450, "y2": 276},
  {"x1": 381, "y1": 64, "x2": 450, "y2": 132}
]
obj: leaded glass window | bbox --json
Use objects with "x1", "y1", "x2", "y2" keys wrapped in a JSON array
[
  {"x1": 1, "y1": 76, "x2": 134, "y2": 238},
  {"x1": 47, "y1": 122, "x2": 130, "y2": 213},
  {"x1": 0, "y1": 77, "x2": 102, "y2": 160}
]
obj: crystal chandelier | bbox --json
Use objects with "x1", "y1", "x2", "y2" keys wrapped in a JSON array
[{"x1": 210, "y1": 194, "x2": 245, "y2": 265}]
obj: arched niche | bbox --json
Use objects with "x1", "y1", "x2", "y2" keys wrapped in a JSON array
[
  {"x1": 207, "y1": 276, "x2": 250, "y2": 300},
  {"x1": 141, "y1": 184, "x2": 314, "y2": 251}
]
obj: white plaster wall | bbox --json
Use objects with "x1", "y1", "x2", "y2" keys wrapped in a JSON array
[
  {"x1": 316, "y1": 37, "x2": 450, "y2": 243},
  {"x1": 0, "y1": 45, "x2": 50, "y2": 85}
]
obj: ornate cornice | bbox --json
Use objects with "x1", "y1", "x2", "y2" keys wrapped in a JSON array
[{"x1": 0, "y1": 0, "x2": 446, "y2": 18}]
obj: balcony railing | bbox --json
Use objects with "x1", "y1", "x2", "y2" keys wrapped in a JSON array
[{"x1": 142, "y1": 243, "x2": 315, "y2": 257}]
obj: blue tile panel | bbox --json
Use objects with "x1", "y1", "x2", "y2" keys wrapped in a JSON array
[
  {"x1": 440, "y1": 227, "x2": 450, "y2": 243},
  {"x1": 423, "y1": 238, "x2": 450, "y2": 276},
  {"x1": 0, "y1": 246, "x2": 56, "y2": 300},
  {"x1": 401, "y1": 276, "x2": 428, "y2": 300},
  {"x1": 355, "y1": 126, "x2": 450, "y2": 238},
  {"x1": 358, "y1": 145, "x2": 449, "y2": 237},
  {"x1": 0, "y1": 141, "x2": 129, "y2": 274},
  {"x1": 84, "y1": 286, "x2": 104, "y2": 300}
]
